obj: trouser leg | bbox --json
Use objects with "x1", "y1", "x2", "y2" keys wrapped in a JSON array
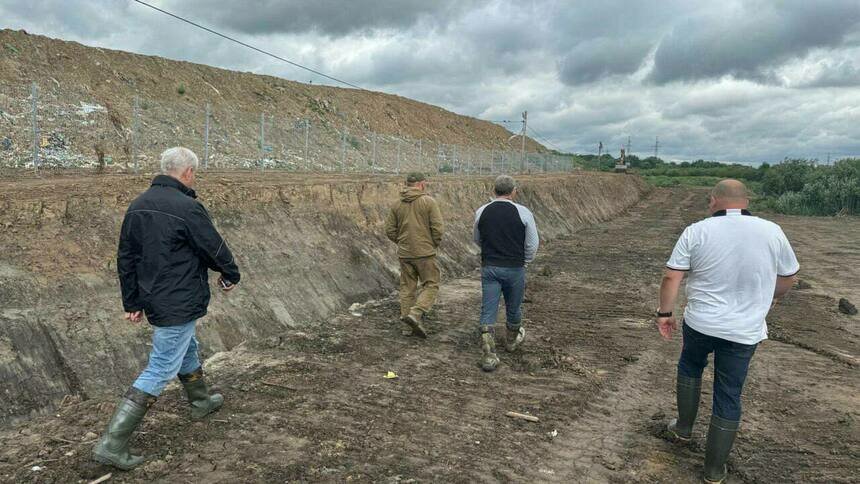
[
  {"x1": 398, "y1": 259, "x2": 419, "y2": 318},
  {"x1": 411, "y1": 256, "x2": 441, "y2": 317},
  {"x1": 500, "y1": 267, "x2": 526, "y2": 330},
  {"x1": 711, "y1": 340, "x2": 757, "y2": 421},
  {"x1": 479, "y1": 266, "x2": 502, "y2": 330},
  {"x1": 178, "y1": 333, "x2": 201, "y2": 375},
  {"x1": 705, "y1": 335, "x2": 755, "y2": 482},
  {"x1": 132, "y1": 320, "x2": 197, "y2": 397},
  {"x1": 671, "y1": 322, "x2": 711, "y2": 439}
]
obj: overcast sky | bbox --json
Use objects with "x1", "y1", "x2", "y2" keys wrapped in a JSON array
[{"x1": 3, "y1": 0, "x2": 860, "y2": 163}]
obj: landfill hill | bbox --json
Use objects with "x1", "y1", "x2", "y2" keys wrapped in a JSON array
[{"x1": 0, "y1": 28, "x2": 545, "y2": 170}]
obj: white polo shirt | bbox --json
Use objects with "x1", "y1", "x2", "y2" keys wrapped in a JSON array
[{"x1": 666, "y1": 209, "x2": 800, "y2": 345}]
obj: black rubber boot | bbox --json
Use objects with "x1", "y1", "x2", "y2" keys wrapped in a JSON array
[
  {"x1": 92, "y1": 387, "x2": 155, "y2": 470},
  {"x1": 703, "y1": 414, "x2": 740, "y2": 483},
  {"x1": 667, "y1": 375, "x2": 702, "y2": 441},
  {"x1": 178, "y1": 367, "x2": 224, "y2": 420}
]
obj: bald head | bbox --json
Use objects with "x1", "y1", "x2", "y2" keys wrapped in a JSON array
[{"x1": 710, "y1": 179, "x2": 749, "y2": 211}]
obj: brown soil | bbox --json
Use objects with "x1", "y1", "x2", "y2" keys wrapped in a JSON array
[{"x1": 1, "y1": 187, "x2": 857, "y2": 483}]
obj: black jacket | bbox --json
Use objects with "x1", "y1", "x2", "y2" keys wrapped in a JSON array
[{"x1": 117, "y1": 175, "x2": 240, "y2": 326}]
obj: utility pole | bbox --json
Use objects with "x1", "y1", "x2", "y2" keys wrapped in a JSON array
[
  {"x1": 826, "y1": 152, "x2": 831, "y2": 165},
  {"x1": 598, "y1": 141, "x2": 603, "y2": 158},
  {"x1": 626, "y1": 135, "x2": 631, "y2": 158},
  {"x1": 520, "y1": 110, "x2": 527, "y2": 173},
  {"x1": 654, "y1": 136, "x2": 659, "y2": 159}
]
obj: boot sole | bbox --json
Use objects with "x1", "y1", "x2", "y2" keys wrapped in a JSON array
[
  {"x1": 93, "y1": 451, "x2": 142, "y2": 471},
  {"x1": 666, "y1": 420, "x2": 692, "y2": 442},
  {"x1": 190, "y1": 399, "x2": 224, "y2": 421}
]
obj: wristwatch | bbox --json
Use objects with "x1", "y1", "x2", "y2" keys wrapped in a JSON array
[{"x1": 656, "y1": 310, "x2": 673, "y2": 318}]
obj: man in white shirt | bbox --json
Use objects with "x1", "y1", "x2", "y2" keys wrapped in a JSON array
[{"x1": 655, "y1": 179, "x2": 799, "y2": 484}]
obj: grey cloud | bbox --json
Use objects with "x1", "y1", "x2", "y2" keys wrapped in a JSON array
[
  {"x1": 804, "y1": 59, "x2": 860, "y2": 88},
  {"x1": 651, "y1": 0, "x2": 860, "y2": 84},
  {"x1": 557, "y1": 37, "x2": 653, "y2": 84},
  {"x1": 169, "y1": 0, "x2": 475, "y2": 36},
  {"x1": 2, "y1": 0, "x2": 860, "y2": 163}
]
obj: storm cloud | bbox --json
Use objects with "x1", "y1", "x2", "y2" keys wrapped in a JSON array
[{"x1": 1, "y1": 0, "x2": 858, "y2": 163}]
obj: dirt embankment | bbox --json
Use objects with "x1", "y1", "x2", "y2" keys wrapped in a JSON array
[
  {"x1": 1, "y1": 186, "x2": 856, "y2": 483},
  {"x1": 0, "y1": 172, "x2": 649, "y2": 425}
]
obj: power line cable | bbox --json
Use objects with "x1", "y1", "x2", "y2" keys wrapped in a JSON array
[
  {"x1": 527, "y1": 125, "x2": 565, "y2": 152},
  {"x1": 131, "y1": 0, "x2": 363, "y2": 90}
]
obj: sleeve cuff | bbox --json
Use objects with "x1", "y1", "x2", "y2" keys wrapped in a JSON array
[
  {"x1": 778, "y1": 268, "x2": 800, "y2": 277},
  {"x1": 666, "y1": 265, "x2": 690, "y2": 272}
]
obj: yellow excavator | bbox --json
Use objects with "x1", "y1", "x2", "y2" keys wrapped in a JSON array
[{"x1": 615, "y1": 147, "x2": 628, "y2": 173}]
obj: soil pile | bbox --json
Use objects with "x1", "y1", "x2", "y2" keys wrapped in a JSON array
[{"x1": 0, "y1": 29, "x2": 546, "y2": 171}]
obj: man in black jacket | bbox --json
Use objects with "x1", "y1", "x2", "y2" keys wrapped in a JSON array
[{"x1": 93, "y1": 147, "x2": 240, "y2": 470}]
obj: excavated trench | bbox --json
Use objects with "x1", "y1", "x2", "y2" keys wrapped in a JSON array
[{"x1": 0, "y1": 172, "x2": 649, "y2": 426}]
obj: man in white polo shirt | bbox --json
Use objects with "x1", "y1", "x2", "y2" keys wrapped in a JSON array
[{"x1": 655, "y1": 179, "x2": 799, "y2": 484}]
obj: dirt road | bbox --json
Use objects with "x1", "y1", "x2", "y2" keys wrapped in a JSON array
[{"x1": 1, "y1": 187, "x2": 857, "y2": 483}]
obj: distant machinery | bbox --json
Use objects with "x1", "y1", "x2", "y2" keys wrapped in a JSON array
[{"x1": 615, "y1": 147, "x2": 628, "y2": 173}]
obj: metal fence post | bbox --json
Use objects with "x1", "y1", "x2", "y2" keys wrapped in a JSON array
[
  {"x1": 304, "y1": 119, "x2": 310, "y2": 171},
  {"x1": 259, "y1": 112, "x2": 265, "y2": 169},
  {"x1": 31, "y1": 82, "x2": 39, "y2": 171},
  {"x1": 396, "y1": 137, "x2": 401, "y2": 174},
  {"x1": 203, "y1": 102, "x2": 210, "y2": 170},
  {"x1": 371, "y1": 132, "x2": 377, "y2": 172},
  {"x1": 131, "y1": 95, "x2": 139, "y2": 174},
  {"x1": 341, "y1": 129, "x2": 347, "y2": 173}
]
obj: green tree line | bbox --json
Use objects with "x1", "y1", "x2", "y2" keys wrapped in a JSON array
[{"x1": 572, "y1": 154, "x2": 859, "y2": 216}]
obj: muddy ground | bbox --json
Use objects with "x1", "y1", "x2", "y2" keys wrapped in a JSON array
[{"x1": 1, "y1": 187, "x2": 857, "y2": 483}]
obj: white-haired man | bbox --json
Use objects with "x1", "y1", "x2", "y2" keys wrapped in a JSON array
[{"x1": 93, "y1": 147, "x2": 240, "y2": 470}]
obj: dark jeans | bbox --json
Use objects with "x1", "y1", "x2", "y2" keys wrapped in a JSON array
[
  {"x1": 480, "y1": 265, "x2": 526, "y2": 329},
  {"x1": 678, "y1": 322, "x2": 758, "y2": 421}
]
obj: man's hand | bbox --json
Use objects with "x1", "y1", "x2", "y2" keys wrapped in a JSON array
[
  {"x1": 218, "y1": 275, "x2": 236, "y2": 292},
  {"x1": 656, "y1": 316, "x2": 677, "y2": 341},
  {"x1": 124, "y1": 311, "x2": 143, "y2": 323}
]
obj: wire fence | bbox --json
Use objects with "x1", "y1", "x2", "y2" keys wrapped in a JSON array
[{"x1": 0, "y1": 81, "x2": 574, "y2": 176}]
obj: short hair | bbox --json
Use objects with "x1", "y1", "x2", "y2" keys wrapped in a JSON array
[
  {"x1": 494, "y1": 175, "x2": 516, "y2": 196},
  {"x1": 160, "y1": 147, "x2": 199, "y2": 175},
  {"x1": 711, "y1": 179, "x2": 749, "y2": 200}
]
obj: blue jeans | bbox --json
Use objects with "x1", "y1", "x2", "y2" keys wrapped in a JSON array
[
  {"x1": 132, "y1": 320, "x2": 201, "y2": 396},
  {"x1": 480, "y1": 265, "x2": 526, "y2": 329},
  {"x1": 677, "y1": 322, "x2": 757, "y2": 421}
]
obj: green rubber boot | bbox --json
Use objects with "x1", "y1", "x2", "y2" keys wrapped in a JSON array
[
  {"x1": 92, "y1": 387, "x2": 155, "y2": 470},
  {"x1": 667, "y1": 375, "x2": 702, "y2": 441},
  {"x1": 480, "y1": 329, "x2": 500, "y2": 372},
  {"x1": 179, "y1": 367, "x2": 224, "y2": 420},
  {"x1": 703, "y1": 414, "x2": 740, "y2": 483}
]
